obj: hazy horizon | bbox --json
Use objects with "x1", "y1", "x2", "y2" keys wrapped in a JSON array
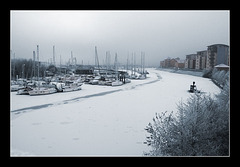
[{"x1": 10, "y1": 10, "x2": 229, "y2": 67}]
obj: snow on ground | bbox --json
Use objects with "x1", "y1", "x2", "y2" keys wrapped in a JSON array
[{"x1": 10, "y1": 68, "x2": 221, "y2": 156}]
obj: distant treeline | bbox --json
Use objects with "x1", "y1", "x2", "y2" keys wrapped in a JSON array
[{"x1": 11, "y1": 58, "x2": 56, "y2": 80}]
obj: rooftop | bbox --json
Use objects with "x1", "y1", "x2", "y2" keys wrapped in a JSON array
[
  {"x1": 214, "y1": 64, "x2": 229, "y2": 68},
  {"x1": 207, "y1": 44, "x2": 229, "y2": 48}
]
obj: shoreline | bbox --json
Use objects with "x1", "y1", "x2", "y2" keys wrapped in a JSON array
[{"x1": 156, "y1": 67, "x2": 203, "y2": 77}]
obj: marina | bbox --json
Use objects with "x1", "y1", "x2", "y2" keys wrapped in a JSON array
[{"x1": 11, "y1": 45, "x2": 148, "y2": 96}]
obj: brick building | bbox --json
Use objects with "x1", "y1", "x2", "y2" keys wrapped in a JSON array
[{"x1": 160, "y1": 57, "x2": 185, "y2": 69}]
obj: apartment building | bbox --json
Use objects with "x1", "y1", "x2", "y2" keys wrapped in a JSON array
[
  {"x1": 206, "y1": 44, "x2": 229, "y2": 69},
  {"x1": 196, "y1": 50, "x2": 207, "y2": 70},
  {"x1": 185, "y1": 54, "x2": 197, "y2": 69}
]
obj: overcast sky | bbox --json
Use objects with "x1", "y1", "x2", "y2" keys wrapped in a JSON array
[{"x1": 10, "y1": 10, "x2": 229, "y2": 67}]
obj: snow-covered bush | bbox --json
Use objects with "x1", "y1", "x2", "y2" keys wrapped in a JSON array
[
  {"x1": 144, "y1": 91, "x2": 229, "y2": 156},
  {"x1": 144, "y1": 111, "x2": 179, "y2": 156},
  {"x1": 202, "y1": 69, "x2": 212, "y2": 78},
  {"x1": 211, "y1": 68, "x2": 229, "y2": 88}
]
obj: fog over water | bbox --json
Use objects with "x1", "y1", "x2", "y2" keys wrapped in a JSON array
[{"x1": 10, "y1": 10, "x2": 229, "y2": 67}]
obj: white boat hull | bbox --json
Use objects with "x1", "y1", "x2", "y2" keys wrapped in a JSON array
[
  {"x1": 138, "y1": 75, "x2": 146, "y2": 80},
  {"x1": 62, "y1": 82, "x2": 82, "y2": 92},
  {"x1": 17, "y1": 88, "x2": 33, "y2": 95},
  {"x1": 124, "y1": 78, "x2": 131, "y2": 83},
  {"x1": 28, "y1": 88, "x2": 57, "y2": 96},
  {"x1": 11, "y1": 85, "x2": 25, "y2": 92},
  {"x1": 62, "y1": 86, "x2": 82, "y2": 92},
  {"x1": 112, "y1": 80, "x2": 123, "y2": 86}
]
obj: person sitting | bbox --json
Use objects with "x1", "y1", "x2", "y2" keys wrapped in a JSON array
[{"x1": 190, "y1": 81, "x2": 197, "y2": 92}]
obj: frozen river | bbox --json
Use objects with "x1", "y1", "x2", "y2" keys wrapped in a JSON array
[{"x1": 10, "y1": 68, "x2": 221, "y2": 156}]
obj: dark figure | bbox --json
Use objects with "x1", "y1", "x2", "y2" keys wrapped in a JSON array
[
  {"x1": 192, "y1": 81, "x2": 195, "y2": 88},
  {"x1": 190, "y1": 81, "x2": 196, "y2": 93}
]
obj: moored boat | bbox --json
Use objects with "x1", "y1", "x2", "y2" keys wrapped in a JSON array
[
  {"x1": 28, "y1": 87, "x2": 57, "y2": 96},
  {"x1": 11, "y1": 85, "x2": 25, "y2": 92},
  {"x1": 137, "y1": 74, "x2": 146, "y2": 80},
  {"x1": 62, "y1": 81, "x2": 82, "y2": 92},
  {"x1": 17, "y1": 86, "x2": 33, "y2": 95},
  {"x1": 124, "y1": 78, "x2": 131, "y2": 83},
  {"x1": 112, "y1": 80, "x2": 123, "y2": 86}
]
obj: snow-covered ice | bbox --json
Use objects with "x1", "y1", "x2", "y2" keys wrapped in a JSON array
[{"x1": 10, "y1": 68, "x2": 221, "y2": 156}]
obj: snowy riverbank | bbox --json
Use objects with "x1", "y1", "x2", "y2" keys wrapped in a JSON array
[
  {"x1": 10, "y1": 68, "x2": 220, "y2": 156},
  {"x1": 156, "y1": 68, "x2": 204, "y2": 77}
]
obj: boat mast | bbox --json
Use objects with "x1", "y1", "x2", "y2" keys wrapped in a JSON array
[
  {"x1": 143, "y1": 52, "x2": 145, "y2": 74},
  {"x1": 105, "y1": 51, "x2": 111, "y2": 71},
  {"x1": 134, "y1": 52, "x2": 136, "y2": 75},
  {"x1": 141, "y1": 52, "x2": 142, "y2": 74},
  {"x1": 114, "y1": 53, "x2": 118, "y2": 80},
  {"x1": 95, "y1": 46, "x2": 100, "y2": 75},
  {"x1": 53, "y1": 45, "x2": 55, "y2": 66},
  {"x1": 60, "y1": 54, "x2": 61, "y2": 74},
  {"x1": 13, "y1": 51, "x2": 16, "y2": 81},
  {"x1": 127, "y1": 52, "x2": 129, "y2": 72},
  {"x1": 71, "y1": 51, "x2": 73, "y2": 65},
  {"x1": 37, "y1": 45, "x2": 40, "y2": 90},
  {"x1": 31, "y1": 51, "x2": 35, "y2": 82},
  {"x1": 105, "y1": 51, "x2": 108, "y2": 75},
  {"x1": 141, "y1": 51, "x2": 145, "y2": 74}
]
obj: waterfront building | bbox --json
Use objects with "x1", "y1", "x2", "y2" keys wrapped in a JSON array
[
  {"x1": 196, "y1": 50, "x2": 207, "y2": 70},
  {"x1": 206, "y1": 44, "x2": 229, "y2": 69},
  {"x1": 185, "y1": 54, "x2": 197, "y2": 69},
  {"x1": 160, "y1": 57, "x2": 184, "y2": 69}
]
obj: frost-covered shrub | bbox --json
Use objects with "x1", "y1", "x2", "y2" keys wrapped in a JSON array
[
  {"x1": 202, "y1": 69, "x2": 212, "y2": 78},
  {"x1": 212, "y1": 70, "x2": 226, "y2": 86},
  {"x1": 211, "y1": 68, "x2": 229, "y2": 88},
  {"x1": 144, "y1": 91, "x2": 229, "y2": 156},
  {"x1": 144, "y1": 111, "x2": 179, "y2": 156}
]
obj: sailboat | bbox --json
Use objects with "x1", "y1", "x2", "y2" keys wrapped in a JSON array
[
  {"x1": 129, "y1": 52, "x2": 138, "y2": 79},
  {"x1": 17, "y1": 51, "x2": 35, "y2": 95},
  {"x1": 61, "y1": 80, "x2": 82, "y2": 92},
  {"x1": 28, "y1": 87, "x2": 57, "y2": 96},
  {"x1": 51, "y1": 76, "x2": 83, "y2": 92},
  {"x1": 17, "y1": 86, "x2": 33, "y2": 95},
  {"x1": 112, "y1": 53, "x2": 123, "y2": 86},
  {"x1": 28, "y1": 45, "x2": 57, "y2": 96},
  {"x1": 11, "y1": 80, "x2": 25, "y2": 92},
  {"x1": 138, "y1": 52, "x2": 146, "y2": 79}
]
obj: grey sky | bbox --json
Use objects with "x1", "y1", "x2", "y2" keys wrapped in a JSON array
[{"x1": 10, "y1": 10, "x2": 229, "y2": 67}]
